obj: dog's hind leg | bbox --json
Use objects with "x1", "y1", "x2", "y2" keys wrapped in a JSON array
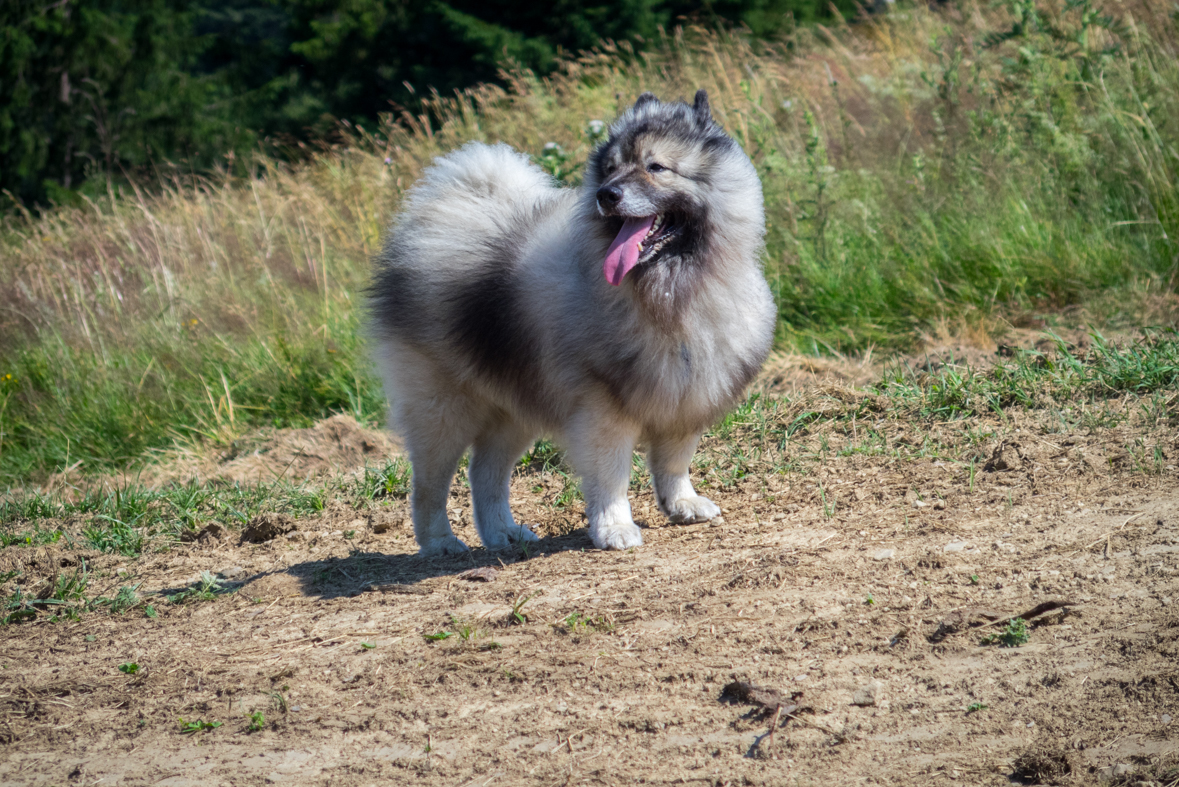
[
  {"x1": 469, "y1": 418, "x2": 540, "y2": 550},
  {"x1": 400, "y1": 401, "x2": 479, "y2": 557},
  {"x1": 648, "y1": 432, "x2": 721, "y2": 524},
  {"x1": 566, "y1": 410, "x2": 643, "y2": 550}
]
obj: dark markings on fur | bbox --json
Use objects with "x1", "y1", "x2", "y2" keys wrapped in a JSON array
[
  {"x1": 729, "y1": 355, "x2": 766, "y2": 401},
  {"x1": 586, "y1": 350, "x2": 641, "y2": 412},
  {"x1": 693, "y1": 89, "x2": 711, "y2": 123},
  {"x1": 680, "y1": 343, "x2": 691, "y2": 372},
  {"x1": 449, "y1": 248, "x2": 547, "y2": 412},
  {"x1": 368, "y1": 253, "x2": 425, "y2": 339}
]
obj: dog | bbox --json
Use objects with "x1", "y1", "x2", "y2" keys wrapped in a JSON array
[{"x1": 370, "y1": 89, "x2": 776, "y2": 555}]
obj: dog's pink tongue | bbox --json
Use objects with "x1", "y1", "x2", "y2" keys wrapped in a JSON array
[{"x1": 603, "y1": 216, "x2": 655, "y2": 286}]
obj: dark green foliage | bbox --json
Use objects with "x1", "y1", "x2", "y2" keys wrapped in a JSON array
[
  {"x1": 2, "y1": 0, "x2": 832, "y2": 209},
  {"x1": 0, "y1": 0, "x2": 253, "y2": 208}
]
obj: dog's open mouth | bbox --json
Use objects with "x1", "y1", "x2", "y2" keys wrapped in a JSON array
[{"x1": 602, "y1": 213, "x2": 680, "y2": 286}]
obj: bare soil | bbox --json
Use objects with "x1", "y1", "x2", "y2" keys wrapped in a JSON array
[{"x1": 3, "y1": 359, "x2": 1178, "y2": 786}]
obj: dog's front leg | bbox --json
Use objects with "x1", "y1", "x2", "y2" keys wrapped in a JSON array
[
  {"x1": 567, "y1": 411, "x2": 642, "y2": 550},
  {"x1": 648, "y1": 432, "x2": 720, "y2": 524}
]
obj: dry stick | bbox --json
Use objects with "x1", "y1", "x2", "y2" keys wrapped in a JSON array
[
  {"x1": 782, "y1": 709, "x2": 841, "y2": 736},
  {"x1": 766, "y1": 703, "x2": 783, "y2": 752}
]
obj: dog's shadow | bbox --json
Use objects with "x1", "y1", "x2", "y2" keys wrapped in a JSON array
[{"x1": 269, "y1": 531, "x2": 593, "y2": 600}]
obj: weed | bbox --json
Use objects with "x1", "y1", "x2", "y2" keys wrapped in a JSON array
[
  {"x1": 969, "y1": 575, "x2": 980, "y2": 585},
  {"x1": 966, "y1": 702, "x2": 989, "y2": 714},
  {"x1": 423, "y1": 631, "x2": 453, "y2": 642},
  {"x1": 178, "y1": 718, "x2": 222, "y2": 734},
  {"x1": 451, "y1": 616, "x2": 479, "y2": 642},
  {"x1": 247, "y1": 711, "x2": 265, "y2": 732},
  {"x1": 267, "y1": 689, "x2": 289, "y2": 714},
  {"x1": 167, "y1": 571, "x2": 230, "y2": 605},
  {"x1": 93, "y1": 584, "x2": 143, "y2": 615},
  {"x1": 982, "y1": 618, "x2": 1030, "y2": 647},
  {"x1": 118, "y1": 662, "x2": 140, "y2": 675},
  {"x1": 562, "y1": 612, "x2": 613, "y2": 634},
  {"x1": 360, "y1": 642, "x2": 375, "y2": 650},
  {"x1": 2, "y1": 587, "x2": 36, "y2": 625},
  {"x1": 509, "y1": 592, "x2": 538, "y2": 625},
  {"x1": 144, "y1": 604, "x2": 158, "y2": 619},
  {"x1": 864, "y1": 594, "x2": 875, "y2": 606}
]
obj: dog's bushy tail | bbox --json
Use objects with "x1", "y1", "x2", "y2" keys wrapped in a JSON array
[{"x1": 401, "y1": 142, "x2": 553, "y2": 225}]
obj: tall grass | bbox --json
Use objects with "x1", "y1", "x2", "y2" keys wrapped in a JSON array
[{"x1": 2, "y1": 0, "x2": 1178, "y2": 482}]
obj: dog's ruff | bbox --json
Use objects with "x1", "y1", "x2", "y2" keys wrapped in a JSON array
[{"x1": 370, "y1": 90, "x2": 775, "y2": 554}]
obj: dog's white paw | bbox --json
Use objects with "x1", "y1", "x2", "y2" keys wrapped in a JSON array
[
  {"x1": 664, "y1": 495, "x2": 721, "y2": 524},
  {"x1": 481, "y1": 524, "x2": 539, "y2": 550},
  {"x1": 418, "y1": 535, "x2": 470, "y2": 556},
  {"x1": 590, "y1": 520, "x2": 643, "y2": 551}
]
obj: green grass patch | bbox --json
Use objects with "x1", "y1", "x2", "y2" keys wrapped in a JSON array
[
  {"x1": 876, "y1": 330, "x2": 1179, "y2": 419},
  {"x1": 1, "y1": 459, "x2": 410, "y2": 557}
]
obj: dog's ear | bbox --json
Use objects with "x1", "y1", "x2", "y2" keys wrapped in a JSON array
[
  {"x1": 693, "y1": 89, "x2": 711, "y2": 123},
  {"x1": 634, "y1": 92, "x2": 659, "y2": 110}
]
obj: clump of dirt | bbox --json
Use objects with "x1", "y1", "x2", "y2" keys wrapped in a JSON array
[
  {"x1": 240, "y1": 513, "x2": 297, "y2": 543},
  {"x1": 1011, "y1": 742, "x2": 1074, "y2": 784}
]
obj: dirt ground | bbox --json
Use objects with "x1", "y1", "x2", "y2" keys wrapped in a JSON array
[{"x1": 2, "y1": 352, "x2": 1178, "y2": 786}]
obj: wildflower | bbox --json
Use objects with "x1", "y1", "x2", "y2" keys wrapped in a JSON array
[
  {"x1": 586, "y1": 119, "x2": 606, "y2": 138},
  {"x1": 384, "y1": 157, "x2": 393, "y2": 165}
]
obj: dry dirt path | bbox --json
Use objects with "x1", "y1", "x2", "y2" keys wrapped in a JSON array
[{"x1": 2, "y1": 447, "x2": 1178, "y2": 785}]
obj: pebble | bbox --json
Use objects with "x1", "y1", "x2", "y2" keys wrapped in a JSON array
[
  {"x1": 218, "y1": 566, "x2": 246, "y2": 580},
  {"x1": 873, "y1": 549, "x2": 896, "y2": 561},
  {"x1": 1097, "y1": 764, "x2": 1132, "y2": 781},
  {"x1": 944, "y1": 541, "x2": 974, "y2": 553},
  {"x1": 852, "y1": 681, "x2": 881, "y2": 706}
]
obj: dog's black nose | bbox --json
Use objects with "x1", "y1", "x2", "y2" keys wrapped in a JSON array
[{"x1": 597, "y1": 185, "x2": 623, "y2": 207}]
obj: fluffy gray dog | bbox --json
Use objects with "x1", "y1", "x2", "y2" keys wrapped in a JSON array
[{"x1": 370, "y1": 89, "x2": 775, "y2": 555}]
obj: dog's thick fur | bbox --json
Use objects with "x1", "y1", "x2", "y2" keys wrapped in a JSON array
[{"x1": 370, "y1": 90, "x2": 775, "y2": 555}]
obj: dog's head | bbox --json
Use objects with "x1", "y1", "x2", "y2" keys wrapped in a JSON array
[{"x1": 587, "y1": 90, "x2": 762, "y2": 287}]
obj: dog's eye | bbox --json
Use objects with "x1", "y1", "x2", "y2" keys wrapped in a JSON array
[{"x1": 647, "y1": 162, "x2": 667, "y2": 173}]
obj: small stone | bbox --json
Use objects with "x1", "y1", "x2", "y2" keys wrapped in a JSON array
[
  {"x1": 873, "y1": 549, "x2": 896, "y2": 561},
  {"x1": 852, "y1": 681, "x2": 881, "y2": 706},
  {"x1": 218, "y1": 566, "x2": 246, "y2": 580},
  {"x1": 1162, "y1": 714, "x2": 1172, "y2": 723},
  {"x1": 944, "y1": 541, "x2": 973, "y2": 553},
  {"x1": 933, "y1": 499, "x2": 946, "y2": 510},
  {"x1": 457, "y1": 567, "x2": 498, "y2": 582},
  {"x1": 1098, "y1": 764, "x2": 1133, "y2": 781}
]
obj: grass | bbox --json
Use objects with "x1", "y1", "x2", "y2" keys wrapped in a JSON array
[
  {"x1": 0, "y1": 459, "x2": 411, "y2": 558},
  {"x1": 1, "y1": 327, "x2": 1174, "y2": 560},
  {"x1": 2, "y1": 0, "x2": 1179, "y2": 483}
]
